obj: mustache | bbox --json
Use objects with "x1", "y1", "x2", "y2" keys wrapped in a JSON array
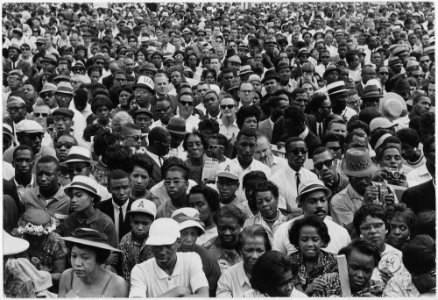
[{"x1": 314, "y1": 208, "x2": 326, "y2": 214}]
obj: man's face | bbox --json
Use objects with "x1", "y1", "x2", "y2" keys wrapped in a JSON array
[
  {"x1": 7, "y1": 101, "x2": 27, "y2": 123},
  {"x1": 278, "y1": 67, "x2": 292, "y2": 81},
  {"x1": 361, "y1": 67, "x2": 376, "y2": 84},
  {"x1": 165, "y1": 170, "x2": 188, "y2": 200},
  {"x1": 179, "y1": 227, "x2": 200, "y2": 251},
  {"x1": 53, "y1": 114, "x2": 73, "y2": 136},
  {"x1": 313, "y1": 149, "x2": 336, "y2": 178},
  {"x1": 130, "y1": 213, "x2": 153, "y2": 240},
  {"x1": 55, "y1": 92, "x2": 73, "y2": 108},
  {"x1": 155, "y1": 100, "x2": 173, "y2": 124},
  {"x1": 239, "y1": 83, "x2": 254, "y2": 106},
  {"x1": 236, "y1": 135, "x2": 256, "y2": 164},
  {"x1": 348, "y1": 175, "x2": 372, "y2": 196},
  {"x1": 54, "y1": 135, "x2": 77, "y2": 162},
  {"x1": 6, "y1": 75, "x2": 22, "y2": 90},
  {"x1": 36, "y1": 162, "x2": 59, "y2": 193},
  {"x1": 134, "y1": 87, "x2": 152, "y2": 108},
  {"x1": 154, "y1": 76, "x2": 169, "y2": 95},
  {"x1": 203, "y1": 92, "x2": 220, "y2": 115},
  {"x1": 151, "y1": 241, "x2": 179, "y2": 270},
  {"x1": 327, "y1": 122, "x2": 347, "y2": 137},
  {"x1": 264, "y1": 79, "x2": 279, "y2": 94},
  {"x1": 293, "y1": 93, "x2": 310, "y2": 111},
  {"x1": 347, "y1": 249, "x2": 376, "y2": 294},
  {"x1": 109, "y1": 177, "x2": 131, "y2": 206},
  {"x1": 216, "y1": 216, "x2": 241, "y2": 248},
  {"x1": 301, "y1": 190, "x2": 329, "y2": 221},
  {"x1": 254, "y1": 136, "x2": 272, "y2": 165},
  {"x1": 286, "y1": 140, "x2": 307, "y2": 170},
  {"x1": 13, "y1": 149, "x2": 34, "y2": 175},
  {"x1": 178, "y1": 94, "x2": 194, "y2": 118},
  {"x1": 20, "y1": 132, "x2": 43, "y2": 154},
  {"x1": 8, "y1": 48, "x2": 19, "y2": 61},
  {"x1": 222, "y1": 72, "x2": 234, "y2": 89}
]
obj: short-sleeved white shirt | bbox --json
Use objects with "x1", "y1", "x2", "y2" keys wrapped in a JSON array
[{"x1": 129, "y1": 252, "x2": 208, "y2": 298}]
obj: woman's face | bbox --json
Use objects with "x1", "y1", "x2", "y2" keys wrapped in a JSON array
[
  {"x1": 380, "y1": 148, "x2": 402, "y2": 170},
  {"x1": 186, "y1": 134, "x2": 204, "y2": 159},
  {"x1": 272, "y1": 270, "x2": 294, "y2": 297},
  {"x1": 188, "y1": 193, "x2": 211, "y2": 222},
  {"x1": 302, "y1": 83, "x2": 314, "y2": 96},
  {"x1": 298, "y1": 225, "x2": 323, "y2": 260},
  {"x1": 119, "y1": 90, "x2": 131, "y2": 106},
  {"x1": 70, "y1": 188, "x2": 94, "y2": 212},
  {"x1": 96, "y1": 106, "x2": 110, "y2": 119},
  {"x1": 241, "y1": 236, "x2": 267, "y2": 272},
  {"x1": 253, "y1": 92, "x2": 261, "y2": 106},
  {"x1": 255, "y1": 191, "x2": 278, "y2": 220},
  {"x1": 171, "y1": 71, "x2": 182, "y2": 86},
  {"x1": 360, "y1": 215, "x2": 386, "y2": 249},
  {"x1": 137, "y1": 52, "x2": 145, "y2": 62},
  {"x1": 387, "y1": 214, "x2": 410, "y2": 249},
  {"x1": 71, "y1": 245, "x2": 99, "y2": 278}
]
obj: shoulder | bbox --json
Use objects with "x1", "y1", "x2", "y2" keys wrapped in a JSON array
[
  {"x1": 331, "y1": 186, "x2": 349, "y2": 202},
  {"x1": 95, "y1": 199, "x2": 112, "y2": 209}
]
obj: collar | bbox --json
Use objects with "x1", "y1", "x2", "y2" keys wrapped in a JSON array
[
  {"x1": 154, "y1": 253, "x2": 181, "y2": 279},
  {"x1": 236, "y1": 262, "x2": 251, "y2": 287},
  {"x1": 14, "y1": 175, "x2": 35, "y2": 188},
  {"x1": 37, "y1": 184, "x2": 63, "y2": 201},
  {"x1": 112, "y1": 199, "x2": 129, "y2": 210},
  {"x1": 298, "y1": 126, "x2": 309, "y2": 139},
  {"x1": 77, "y1": 209, "x2": 101, "y2": 225}
]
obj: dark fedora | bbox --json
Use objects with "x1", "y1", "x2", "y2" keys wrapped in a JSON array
[
  {"x1": 262, "y1": 69, "x2": 280, "y2": 83},
  {"x1": 276, "y1": 62, "x2": 292, "y2": 72},
  {"x1": 362, "y1": 85, "x2": 383, "y2": 99},
  {"x1": 166, "y1": 117, "x2": 187, "y2": 135}
]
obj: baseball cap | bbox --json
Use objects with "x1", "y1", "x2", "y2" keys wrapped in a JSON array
[
  {"x1": 217, "y1": 162, "x2": 241, "y2": 181},
  {"x1": 171, "y1": 207, "x2": 205, "y2": 234},
  {"x1": 15, "y1": 120, "x2": 44, "y2": 134},
  {"x1": 127, "y1": 199, "x2": 157, "y2": 219},
  {"x1": 145, "y1": 218, "x2": 181, "y2": 246}
]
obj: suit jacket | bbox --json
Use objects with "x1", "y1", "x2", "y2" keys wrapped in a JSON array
[
  {"x1": 258, "y1": 118, "x2": 273, "y2": 141},
  {"x1": 95, "y1": 198, "x2": 135, "y2": 241},
  {"x1": 102, "y1": 74, "x2": 114, "y2": 90},
  {"x1": 401, "y1": 179, "x2": 435, "y2": 214},
  {"x1": 3, "y1": 59, "x2": 32, "y2": 79},
  {"x1": 355, "y1": 82, "x2": 365, "y2": 98},
  {"x1": 142, "y1": 151, "x2": 163, "y2": 189},
  {"x1": 3, "y1": 178, "x2": 24, "y2": 215}
]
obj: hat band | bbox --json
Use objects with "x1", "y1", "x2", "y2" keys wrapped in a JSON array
[
  {"x1": 70, "y1": 181, "x2": 97, "y2": 194},
  {"x1": 66, "y1": 153, "x2": 91, "y2": 162},
  {"x1": 167, "y1": 125, "x2": 186, "y2": 132},
  {"x1": 299, "y1": 184, "x2": 328, "y2": 196},
  {"x1": 328, "y1": 85, "x2": 347, "y2": 95},
  {"x1": 374, "y1": 133, "x2": 393, "y2": 150}
]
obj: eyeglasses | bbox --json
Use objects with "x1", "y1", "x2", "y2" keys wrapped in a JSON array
[
  {"x1": 55, "y1": 141, "x2": 74, "y2": 149},
  {"x1": 7, "y1": 106, "x2": 25, "y2": 112},
  {"x1": 209, "y1": 144, "x2": 225, "y2": 151},
  {"x1": 314, "y1": 158, "x2": 334, "y2": 170},
  {"x1": 179, "y1": 100, "x2": 193, "y2": 106},
  {"x1": 21, "y1": 47, "x2": 30, "y2": 51},
  {"x1": 34, "y1": 113, "x2": 49, "y2": 117},
  {"x1": 321, "y1": 56, "x2": 330, "y2": 59},
  {"x1": 359, "y1": 222, "x2": 385, "y2": 232},
  {"x1": 378, "y1": 72, "x2": 389, "y2": 75},
  {"x1": 27, "y1": 133, "x2": 44, "y2": 140},
  {"x1": 72, "y1": 68, "x2": 85, "y2": 72},
  {"x1": 67, "y1": 164, "x2": 89, "y2": 174},
  {"x1": 128, "y1": 135, "x2": 142, "y2": 141},
  {"x1": 420, "y1": 60, "x2": 430, "y2": 63},
  {"x1": 155, "y1": 106, "x2": 171, "y2": 113},
  {"x1": 220, "y1": 104, "x2": 235, "y2": 110},
  {"x1": 290, "y1": 148, "x2": 308, "y2": 155},
  {"x1": 41, "y1": 92, "x2": 55, "y2": 98}
]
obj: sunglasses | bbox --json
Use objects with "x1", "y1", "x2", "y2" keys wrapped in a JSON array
[
  {"x1": 328, "y1": 146, "x2": 341, "y2": 152},
  {"x1": 209, "y1": 144, "x2": 224, "y2": 151},
  {"x1": 290, "y1": 148, "x2": 308, "y2": 155},
  {"x1": 156, "y1": 106, "x2": 171, "y2": 113},
  {"x1": 378, "y1": 72, "x2": 389, "y2": 75},
  {"x1": 179, "y1": 100, "x2": 193, "y2": 106},
  {"x1": 73, "y1": 68, "x2": 85, "y2": 72},
  {"x1": 27, "y1": 133, "x2": 44, "y2": 140},
  {"x1": 21, "y1": 47, "x2": 30, "y2": 51},
  {"x1": 420, "y1": 60, "x2": 430, "y2": 63},
  {"x1": 34, "y1": 113, "x2": 48, "y2": 117},
  {"x1": 67, "y1": 164, "x2": 89, "y2": 173},
  {"x1": 314, "y1": 158, "x2": 334, "y2": 170},
  {"x1": 7, "y1": 106, "x2": 26, "y2": 112},
  {"x1": 128, "y1": 135, "x2": 142, "y2": 141},
  {"x1": 220, "y1": 104, "x2": 235, "y2": 110},
  {"x1": 55, "y1": 141, "x2": 74, "y2": 149}
]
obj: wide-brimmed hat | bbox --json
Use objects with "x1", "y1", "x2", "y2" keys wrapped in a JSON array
[
  {"x1": 276, "y1": 62, "x2": 292, "y2": 72},
  {"x1": 127, "y1": 199, "x2": 157, "y2": 219},
  {"x1": 228, "y1": 55, "x2": 241, "y2": 64},
  {"x1": 40, "y1": 83, "x2": 57, "y2": 94},
  {"x1": 341, "y1": 147, "x2": 377, "y2": 177},
  {"x1": 4, "y1": 231, "x2": 29, "y2": 255},
  {"x1": 64, "y1": 175, "x2": 101, "y2": 202},
  {"x1": 369, "y1": 117, "x2": 396, "y2": 132},
  {"x1": 3, "y1": 123, "x2": 13, "y2": 139},
  {"x1": 42, "y1": 54, "x2": 58, "y2": 65},
  {"x1": 327, "y1": 81, "x2": 347, "y2": 96},
  {"x1": 146, "y1": 218, "x2": 181, "y2": 246},
  {"x1": 239, "y1": 65, "x2": 253, "y2": 76},
  {"x1": 62, "y1": 146, "x2": 94, "y2": 165},
  {"x1": 59, "y1": 228, "x2": 121, "y2": 252},
  {"x1": 362, "y1": 85, "x2": 383, "y2": 99},
  {"x1": 380, "y1": 93, "x2": 406, "y2": 121},
  {"x1": 56, "y1": 82, "x2": 74, "y2": 95},
  {"x1": 296, "y1": 179, "x2": 332, "y2": 205},
  {"x1": 171, "y1": 207, "x2": 205, "y2": 234},
  {"x1": 166, "y1": 117, "x2": 187, "y2": 135}
]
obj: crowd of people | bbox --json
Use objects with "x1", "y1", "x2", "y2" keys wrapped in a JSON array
[{"x1": 2, "y1": 1, "x2": 436, "y2": 298}]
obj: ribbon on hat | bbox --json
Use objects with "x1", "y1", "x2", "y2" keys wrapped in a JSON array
[
  {"x1": 374, "y1": 133, "x2": 393, "y2": 150},
  {"x1": 172, "y1": 213, "x2": 205, "y2": 227}
]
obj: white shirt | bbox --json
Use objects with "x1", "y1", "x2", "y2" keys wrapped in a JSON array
[
  {"x1": 406, "y1": 164, "x2": 432, "y2": 187},
  {"x1": 112, "y1": 199, "x2": 129, "y2": 240},
  {"x1": 3, "y1": 161, "x2": 15, "y2": 180},
  {"x1": 216, "y1": 261, "x2": 251, "y2": 297},
  {"x1": 145, "y1": 149, "x2": 163, "y2": 168},
  {"x1": 273, "y1": 215, "x2": 351, "y2": 256},
  {"x1": 69, "y1": 102, "x2": 92, "y2": 121},
  {"x1": 271, "y1": 165, "x2": 318, "y2": 211},
  {"x1": 150, "y1": 179, "x2": 198, "y2": 208},
  {"x1": 218, "y1": 119, "x2": 239, "y2": 140},
  {"x1": 129, "y1": 252, "x2": 208, "y2": 298},
  {"x1": 149, "y1": 119, "x2": 165, "y2": 131}
]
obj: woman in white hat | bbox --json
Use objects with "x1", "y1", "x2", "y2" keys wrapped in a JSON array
[{"x1": 58, "y1": 228, "x2": 128, "y2": 298}]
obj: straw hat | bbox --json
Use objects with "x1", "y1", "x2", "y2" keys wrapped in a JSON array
[
  {"x1": 59, "y1": 228, "x2": 121, "y2": 252},
  {"x1": 341, "y1": 147, "x2": 377, "y2": 177}
]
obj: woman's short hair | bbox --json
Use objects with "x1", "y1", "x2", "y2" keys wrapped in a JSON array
[
  {"x1": 289, "y1": 215, "x2": 331, "y2": 249},
  {"x1": 338, "y1": 239, "x2": 381, "y2": 268},
  {"x1": 250, "y1": 250, "x2": 296, "y2": 295},
  {"x1": 236, "y1": 105, "x2": 261, "y2": 129},
  {"x1": 182, "y1": 131, "x2": 207, "y2": 151},
  {"x1": 236, "y1": 224, "x2": 272, "y2": 255},
  {"x1": 353, "y1": 203, "x2": 388, "y2": 234},
  {"x1": 66, "y1": 243, "x2": 110, "y2": 265},
  {"x1": 252, "y1": 180, "x2": 279, "y2": 201},
  {"x1": 188, "y1": 185, "x2": 220, "y2": 214},
  {"x1": 385, "y1": 203, "x2": 416, "y2": 232},
  {"x1": 213, "y1": 205, "x2": 246, "y2": 227}
]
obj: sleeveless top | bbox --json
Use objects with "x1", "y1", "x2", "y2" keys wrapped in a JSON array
[{"x1": 64, "y1": 269, "x2": 115, "y2": 298}]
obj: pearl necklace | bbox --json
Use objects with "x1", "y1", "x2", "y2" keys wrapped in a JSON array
[{"x1": 263, "y1": 211, "x2": 279, "y2": 223}]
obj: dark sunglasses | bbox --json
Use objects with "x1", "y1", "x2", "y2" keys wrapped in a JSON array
[
  {"x1": 179, "y1": 100, "x2": 193, "y2": 106},
  {"x1": 290, "y1": 148, "x2": 308, "y2": 155},
  {"x1": 209, "y1": 144, "x2": 225, "y2": 151},
  {"x1": 34, "y1": 113, "x2": 49, "y2": 117},
  {"x1": 314, "y1": 159, "x2": 334, "y2": 170},
  {"x1": 27, "y1": 133, "x2": 44, "y2": 140},
  {"x1": 328, "y1": 146, "x2": 341, "y2": 152},
  {"x1": 155, "y1": 106, "x2": 171, "y2": 113},
  {"x1": 220, "y1": 105, "x2": 235, "y2": 110},
  {"x1": 55, "y1": 141, "x2": 74, "y2": 149},
  {"x1": 67, "y1": 164, "x2": 89, "y2": 173},
  {"x1": 128, "y1": 135, "x2": 142, "y2": 141},
  {"x1": 72, "y1": 68, "x2": 85, "y2": 72},
  {"x1": 378, "y1": 72, "x2": 389, "y2": 75},
  {"x1": 21, "y1": 47, "x2": 30, "y2": 51}
]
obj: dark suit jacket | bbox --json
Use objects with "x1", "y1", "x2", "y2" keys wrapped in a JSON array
[
  {"x1": 401, "y1": 179, "x2": 435, "y2": 214},
  {"x1": 102, "y1": 74, "x2": 114, "y2": 90},
  {"x1": 95, "y1": 198, "x2": 135, "y2": 241},
  {"x1": 258, "y1": 118, "x2": 273, "y2": 141},
  {"x1": 3, "y1": 178, "x2": 24, "y2": 215},
  {"x1": 142, "y1": 151, "x2": 163, "y2": 189},
  {"x1": 3, "y1": 59, "x2": 32, "y2": 79},
  {"x1": 272, "y1": 115, "x2": 318, "y2": 145}
]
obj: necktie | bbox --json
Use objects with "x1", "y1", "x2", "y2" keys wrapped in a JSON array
[
  {"x1": 296, "y1": 172, "x2": 301, "y2": 194},
  {"x1": 318, "y1": 123, "x2": 323, "y2": 137},
  {"x1": 119, "y1": 206, "x2": 124, "y2": 240}
]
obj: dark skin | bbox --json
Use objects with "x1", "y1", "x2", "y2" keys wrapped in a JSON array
[
  {"x1": 36, "y1": 161, "x2": 61, "y2": 198},
  {"x1": 13, "y1": 149, "x2": 34, "y2": 186}
]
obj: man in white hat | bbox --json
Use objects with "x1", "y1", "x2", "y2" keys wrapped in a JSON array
[
  {"x1": 119, "y1": 198, "x2": 157, "y2": 282},
  {"x1": 273, "y1": 179, "x2": 351, "y2": 256},
  {"x1": 129, "y1": 218, "x2": 209, "y2": 297}
]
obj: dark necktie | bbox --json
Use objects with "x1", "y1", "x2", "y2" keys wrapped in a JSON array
[
  {"x1": 318, "y1": 123, "x2": 323, "y2": 137},
  {"x1": 296, "y1": 172, "x2": 301, "y2": 194},
  {"x1": 119, "y1": 206, "x2": 124, "y2": 239}
]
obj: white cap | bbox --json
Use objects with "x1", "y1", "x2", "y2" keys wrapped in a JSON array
[
  {"x1": 146, "y1": 218, "x2": 181, "y2": 246},
  {"x1": 15, "y1": 120, "x2": 44, "y2": 133},
  {"x1": 217, "y1": 162, "x2": 241, "y2": 181},
  {"x1": 171, "y1": 207, "x2": 205, "y2": 233},
  {"x1": 127, "y1": 199, "x2": 157, "y2": 219}
]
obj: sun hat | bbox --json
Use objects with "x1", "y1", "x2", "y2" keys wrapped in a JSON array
[
  {"x1": 16, "y1": 208, "x2": 57, "y2": 236},
  {"x1": 369, "y1": 117, "x2": 396, "y2": 132},
  {"x1": 59, "y1": 228, "x2": 121, "y2": 252},
  {"x1": 341, "y1": 147, "x2": 378, "y2": 177},
  {"x1": 276, "y1": 62, "x2": 292, "y2": 72},
  {"x1": 379, "y1": 92, "x2": 407, "y2": 120},
  {"x1": 326, "y1": 81, "x2": 347, "y2": 96},
  {"x1": 145, "y1": 218, "x2": 181, "y2": 246},
  {"x1": 248, "y1": 74, "x2": 261, "y2": 82},
  {"x1": 362, "y1": 85, "x2": 383, "y2": 99},
  {"x1": 138, "y1": 62, "x2": 157, "y2": 73},
  {"x1": 3, "y1": 123, "x2": 13, "y2": 139},
  {"x1": 62, "y1": 146, "x2": 93, "y2": 165},
  {"x1": 64, "y1": 175, "x2": 101, "y2": 202},
  {"x1": 4, "y1": 231, "x2": 29, "y2": 255},
  {"x1": 166, "y1": 117, "x2": 187, "y2": 135},
  {"x1": 56, "y1": 81, "x2": 74, "y2": 95},
  {"x1": 228, "y1": 55, "x2": 241, "y2": 64},
  {"x1": 42, "y1": 54, "x2": 58, "y2": 65},
  {"x1": 15, "y1": 120, "x2": 44, "y2": 134},
  {"x1": 239, "y1": 65, "x2": 253, "y2": 76},
  {"x1": 8, "y1": 69, "x2": 23, "y2": 79},
  {"x1": 217, "y1": 162, "x2": 241, "y2": 181},
  {"x1": 171, "y1": 207, "x2": 205, "y2": 234},
  {"x1": 296, "y1": 179, "x2": 332, "y2": 205},
  {"x1": 7, "y1": 96, "x2": 26, "y2": 107},
  {"x1": 40, "y1": 83, "x2": 57, "y2": 95},
  {"x1": 127, "y1": 199, "x2": 157, "y2": 219},
  {"x1": 133, "y1": 75, "x2": 155, "y2": 91}
]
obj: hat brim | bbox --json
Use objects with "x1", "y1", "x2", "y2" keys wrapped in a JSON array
[
  {"x1": 127, "y1": 208, "x2": 156, "y2": 218},
  {"x1": 64, "y1": 184, "x2": 102, "y2": 202},
  {"x1": 217, "y1": 172, "x2": 239, "y2": 181},
  {"x1": 167, "y1": 129, "x2": 188, "y2": 135},
  {"x1": 296, "y1": 185, "x2": 332, "y2": 205},
  {"x1": 145, "y1": 236, "x2": 178, "y2": 246},
  {"x1": 341, "y1": 159, "x2": 378, "y2": 177},
  {"x1": 328, "y1": 89, "x2": 347, "y2": 95},
  {"x1": 179, "y1": 220, "x2": 205, "y2": 234},
  {"x1": 61, "y1": 159, "x2": 97, "y2": 166},
  {"x1": 4, "y1": 232, "x2": 29, "y2": 255},
  {"x1": 58, "y1": 236, "x2": 121, "y2": 252}
]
